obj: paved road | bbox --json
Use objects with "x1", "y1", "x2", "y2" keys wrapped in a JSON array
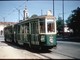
[
  {"x1": 38, "y1": 41, "x2": 80, "y2": 59},
  {"x1": 0, "y1": 35, "x2": 80, "y2": 59},
  {"x1": 51, "y1": 41, "x2": 80, "y2": 59}
]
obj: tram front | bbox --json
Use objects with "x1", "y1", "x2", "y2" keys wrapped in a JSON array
[{"x1": 39, "y1": 15, "x2": 57, "y2": 49}]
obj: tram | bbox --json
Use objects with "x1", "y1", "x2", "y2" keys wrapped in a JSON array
[{"x1": 4, "y1": 15, "x2": 57, "y2": 49}]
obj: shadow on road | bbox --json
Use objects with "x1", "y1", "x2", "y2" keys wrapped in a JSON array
[{"x1": 1, "y1": 41, "x2": 51, "y2": 53}]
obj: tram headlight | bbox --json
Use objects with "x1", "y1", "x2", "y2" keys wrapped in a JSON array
[
  {"x1": 49, "y1": 36, "x2": 53, "y2": 43},
  {"x1": 41, "y1": 36, "x2": 45, "y2": 42}
]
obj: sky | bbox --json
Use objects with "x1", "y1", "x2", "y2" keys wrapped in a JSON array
[{"x1": 0, "y1": 0, "x2": 80, "y2": 22}]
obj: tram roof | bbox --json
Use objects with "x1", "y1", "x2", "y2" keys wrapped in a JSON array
[
  {"x1": 14, "y1": 15, "x2": 55, "y2": 25},
  {"x1": 28, "y1": 15, "x2": 55, "y2": 20},
  {"x1": 4, "y1": 15, "x2": 55, "y2": 28}
]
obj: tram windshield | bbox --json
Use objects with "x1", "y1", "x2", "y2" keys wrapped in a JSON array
[
  {"x1": 47, "y1": 19, "x2": 55, "y2": 33},
  {"x1": 39, "y1": 19, "x2": 55, "y2": 34}
]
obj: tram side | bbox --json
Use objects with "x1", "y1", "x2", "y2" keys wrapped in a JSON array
[{"x1": 4, "y1": 15, "x2": 57, "y2": 49}]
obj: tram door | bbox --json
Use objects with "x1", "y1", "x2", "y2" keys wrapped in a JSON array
[
  {"x1": 31, "y1": 21, "x2": 39, "y2": 45},
  {"x1": 24, "y1": 23, "x2": 29, "y2": 44},
  {"x1": 14, "y1": 25, "x2": 20, "y2": 43},
  {"x1": 18, "y1": 24, "x2": 24, "y2": 45}
]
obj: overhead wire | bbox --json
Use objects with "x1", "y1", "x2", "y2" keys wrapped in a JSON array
[{"x1": 3, "y1": 1, "x2": 26, "y2": 22}]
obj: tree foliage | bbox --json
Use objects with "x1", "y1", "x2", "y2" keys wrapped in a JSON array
[
  {"x1": 57, "y1": 16, "x2": 64, "y2": 35},
  {"x1": 66, "y1": 7, "x2": 80, "y2": 36}
]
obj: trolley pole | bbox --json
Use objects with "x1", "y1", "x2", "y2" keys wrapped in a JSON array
[
  {"x1": 41, "y1": 9, "x2": 43, "y2": 16},
  {"x1": 16, "y1": 8, "x2": 20, "y2": 22},
  {"x1": 18, "y1": 9, "x2": 20, "y2": 21},
  {"x1": 53, "y1": 0, "x2": 54, "y2": 16},
  {"x1": 62, "y1": 0, "x2": 64, "y2": 38}
]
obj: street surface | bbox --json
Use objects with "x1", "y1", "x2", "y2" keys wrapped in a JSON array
[{"x1": 0, "y1": 35, "x2": 80, "y2": 59}]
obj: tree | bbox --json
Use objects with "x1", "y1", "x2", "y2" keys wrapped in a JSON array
[
  {"x1": 57, "y1": 16, "x2": 64, "y2": 35},
  {"x1": 66, "y1": 7, "x2": 80, "y2": 36}
]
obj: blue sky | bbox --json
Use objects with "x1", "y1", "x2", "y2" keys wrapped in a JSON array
[{"x1": 0, "y1": 1, "x2": 80, "y2": 22}]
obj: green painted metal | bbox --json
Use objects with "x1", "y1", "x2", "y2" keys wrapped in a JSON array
[
  {"x1": 39, "y1": 34, "x2": 57, "y2": 46},
  {"x1": 45, "y1": 35, "x2": 57, "y2": 46}
]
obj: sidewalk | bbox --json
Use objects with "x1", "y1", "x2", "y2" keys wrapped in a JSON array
[{"x1": 0, "y1": 43, "x2": 46, "y2": 59}]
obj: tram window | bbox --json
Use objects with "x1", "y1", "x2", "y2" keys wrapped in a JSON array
[
  {"x1": 47, "y1": 21, "x2": 55, "y2": 33},
  {"x1": 25, "y1": 23, "x2": 29, "y2": 34},
  {"x1": 22, "y1": 26, "x2": 24, "y2": 33},
  {"x1": 21, "y1": 25, "x2": 24, "y2": 33},
  {"x1": 40, "y1": 21, "x2": 45, "y2": 33},
  {"x1": 31, "y1": 22, "x2": 38, "y2": 34},
  {"x1": 17, "y1": 25, "x2": 20, "y2": 33},
  {"x1": 35, "y1": 22, "x2": 38, "y2": 34}
]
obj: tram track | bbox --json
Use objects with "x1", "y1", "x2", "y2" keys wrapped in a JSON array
[
  {"x1": 50, "y1": 50, "x2": 78, "y2": 59},
  {"x1": 35, "y1": 49, "x2": 77, "y2": 59},
  {"x1": 37, "y1": 53, "x2": 73, "y2": 59},
  {"x1": 38, "y1": 54, "x2": 52, "y2": 59}
]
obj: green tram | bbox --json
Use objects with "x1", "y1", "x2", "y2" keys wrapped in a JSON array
[{"x1": 4, "y1": 15, "x2": 57, "y2": 49}]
